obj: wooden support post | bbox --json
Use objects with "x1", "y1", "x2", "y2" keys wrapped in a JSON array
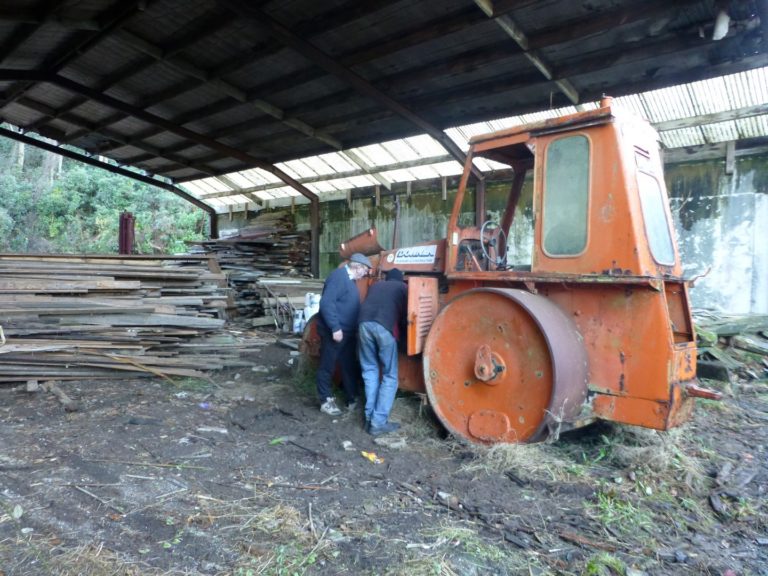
[
  {"x1": 441, "y1": 176, "x2": 447, "y2": 201},
  {"x1": 209, "y1": 212, "x2": 219, "y2": 239},
  {"x1": 347, "y1": 189, "x2": 352, "y2": 208},
  {"x1": 309, "y1": 199, "x2": 320, "y2": 278},
  {"x1": 406, "y1": 180, "x2": 412, "y2": 200},
  {"x1": 291, "y1": 196, "x2": 296, "y2": 214},
  {"x1": 725, "y1": 141, "x2": 736, "y2": 174},
  {"x1": 475, "y1": 178, "x2": 486, "y2": 228},
  {"x1": 375, "y1": 184, "x2": 381, "y2": 207}
]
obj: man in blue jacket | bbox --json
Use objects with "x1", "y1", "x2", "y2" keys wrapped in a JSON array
[
  {"x1": 358, "y1": 268, "x2": 407, "y2": 435},
  {"x1": 316, "y1": 253, "x2": 372, "y2": 416}
]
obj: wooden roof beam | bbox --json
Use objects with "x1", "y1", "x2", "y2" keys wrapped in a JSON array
[
  {"x1": 132, "y1": 67, "x2": 547, "y2": 170},
  {"x1": 663, "y1": 136, "x2": 768, "y2": 164},
  {"x1": 260, "y1": 22, "x2": 762, "y2": 153},
  {"x1": 68, "y1": 5, "x2": 491, "y2": 160},
  {"x1": 0, "y1": 69, "x2": 320, "y2": 200},
  {"x1": 110, "y1": 28, "x2": 344, "y2": 151},
  {"x1": 474, "y1": 0, "x2": 540, "y2": 18},
  {"x1": 197, "y1": 154, "x2": 454, "y2": 200},
  {"x1": 526, "y1": 0, "x2": 700, "y2": 50},
  {"x1": 472, "y1": 0, "x2": 580, "y2": 106},
  {"x1": 654, "y1": 103, "x2": 768, "y2": 132},
  {"x1": 56, "y1": 1, "x2": 400, "y2": 152},
  {"x1": 0, "y1": 1, "x2": 147, "y2": 110},
  {"x1": 219, "y1": 0, "x2": 483, "y2": 181},
  {"x1": 555, "y1": 27, "x2": 757, "y2": 79},
  {"x1": 40, "y1": 9, "x2": 233, "y2": 139},
  {"x1": 16, "y1": 95, "x2": 217, "y2": 176}
]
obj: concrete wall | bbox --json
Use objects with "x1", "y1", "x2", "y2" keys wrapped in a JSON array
[
  {"x1": 219, "y1": 154, "x2": 768, "y2": 314},
  {"x1": 667, "y1": 156, "x2": 768, "y2": 314}
]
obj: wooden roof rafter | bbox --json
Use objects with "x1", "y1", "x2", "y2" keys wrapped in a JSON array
[
  {"x1": 218, "y1": 0, "x2": 484, "y2": 181},
  {"x1": 127, "y1": 0, "x2": 728, "y2": 170},
  {"x1": 83, "y1": 4, "x2": 494, "y2": 169},
  {"x1": 32, "y1": 7, "x2": 236, "y2": 137},
  {"x1": 0, "y1": 1, "x2": 148, "y2": 111},
  {"x1": 49, "y1": 0, "x2": 405, "y2": 152},
  {"x1": 473, "y1": 0, "x2": 580, "y2": 105},
  {"x1": 15, "y1": 94, "x2": 224, "y2": 176}
]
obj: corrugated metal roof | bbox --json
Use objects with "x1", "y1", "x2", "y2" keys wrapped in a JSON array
[{"x1": 183, "y1": 66, "x2": 768, "y2": 210}]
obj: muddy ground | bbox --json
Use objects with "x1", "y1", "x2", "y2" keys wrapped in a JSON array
[{"x1": 0, "y1": 327, "x2": 766, "y2": 576}]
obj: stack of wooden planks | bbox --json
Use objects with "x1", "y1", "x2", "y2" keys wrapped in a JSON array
[
  {"x1": 0, "y1": 254, "x2": 248, "y2": 383},
  {"x1": 188, "y1": 210, "x2": 311, "y2": 318}
]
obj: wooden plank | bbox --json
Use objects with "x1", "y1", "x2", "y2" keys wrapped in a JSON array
[
  {"x1": 0, "y1": 252, "x2": 258, "y2": 383},
  {"x1": 60, "y1": 313, "x2": 225, "y2": 329}
]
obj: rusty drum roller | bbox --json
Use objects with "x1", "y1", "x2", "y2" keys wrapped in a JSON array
[{"x1": 423, "y1": 289, "x2": 589, "y2": 444}]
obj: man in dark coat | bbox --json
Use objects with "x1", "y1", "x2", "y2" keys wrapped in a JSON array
[
  {"x1": 316, "y1": 253, "x2": 371, "y2": 416},
  {"x1": 357, "y1": 268, "x2": 407, "y2": 435}
]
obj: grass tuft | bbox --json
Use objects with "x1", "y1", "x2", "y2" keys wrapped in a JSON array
[
  {"x1": 583, "y1": 552, "x2": 626, "y2": 575},
  {"x1": 601, "y1": 426, "x2": 706, "y2": 492},
  {"x1": 458, "y1": 442, "x2": 572, "y2": 481}
]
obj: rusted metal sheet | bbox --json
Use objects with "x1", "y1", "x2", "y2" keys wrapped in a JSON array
[
  {"x1": 396, "y1": 353, "x2": 425, "y2": 393},
  {"x1": 339, "y1": 228, "x2": 383, "y2": 258},
  {"x1": 406, "y1": 276, "x2": 439, "y2": 356}
]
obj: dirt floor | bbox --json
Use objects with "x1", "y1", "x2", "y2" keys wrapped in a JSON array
[{"x1": 0, "y1": 326, "x2": 766, "y2": 576}]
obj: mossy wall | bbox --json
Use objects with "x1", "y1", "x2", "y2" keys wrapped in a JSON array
[
  {"x1": 218, "y1": 154, "x2": 768, "y2": 314},
  {"x1": 293, "y1": 178, "x2": 535, "y2": 276}
]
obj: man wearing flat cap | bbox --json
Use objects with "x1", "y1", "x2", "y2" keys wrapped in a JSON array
[{"x1": 316, "y1": 252, "x2": 372, "y2": 416}]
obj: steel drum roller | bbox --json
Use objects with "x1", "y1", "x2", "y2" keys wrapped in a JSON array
[{"x1": 423, "y1": 288, "x2": 588, "y2": 443}]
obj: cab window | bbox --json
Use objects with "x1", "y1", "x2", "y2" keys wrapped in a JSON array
[
  {"x1": 637, "y1": 171, "x2": 675, "y2": 265},
  {"x1": 543, "y1": 135, "x2": 589, "y2": 255}
]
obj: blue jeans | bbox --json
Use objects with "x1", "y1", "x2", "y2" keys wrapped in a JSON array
[{"x1": 358, "y1": 321, "x2": 399, "y2": 428}]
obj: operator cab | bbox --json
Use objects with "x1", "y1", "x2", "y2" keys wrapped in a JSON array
[{"x1": 448, "y1": 99, "x2": 681, "y2": 279}]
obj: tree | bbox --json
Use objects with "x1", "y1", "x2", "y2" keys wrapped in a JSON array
[{"x1": 0, "y1": 140, "x2": 206, "y2": 253}]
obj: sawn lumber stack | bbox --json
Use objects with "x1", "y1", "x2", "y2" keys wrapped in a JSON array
[
  {"x1": 0, "y1": 254, "x2": 250, "y2": 383},
  {"x1": 187, "y1": 210, "x2": 311, "y2": 318}
]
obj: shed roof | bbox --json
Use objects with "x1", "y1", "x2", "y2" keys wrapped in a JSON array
[
  {"x1": 0, "y1": 0, "x2": 766, "y2": 210},
  {"x1": 184, "y1": 66, "x2": 768, "y2": 211}
]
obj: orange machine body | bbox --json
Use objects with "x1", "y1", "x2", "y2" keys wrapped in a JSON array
[{"x1": 305, "y1": 99, "x2": 710, "y2": 444}]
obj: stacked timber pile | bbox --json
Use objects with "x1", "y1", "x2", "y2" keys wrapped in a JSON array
[
  {"x1": 188, "y1": 210, "x2": 311, "y2": 318},
  {"x1": 696, "y1": 312, "x2": 768, "y2": 384},
  {"x1": 0, "y1": 254, "x2": 245, "y2": 383}
]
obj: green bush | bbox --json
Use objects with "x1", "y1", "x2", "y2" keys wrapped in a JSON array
[{"x1": 0, "y1": 147, "x2": 207, "y2": 253}]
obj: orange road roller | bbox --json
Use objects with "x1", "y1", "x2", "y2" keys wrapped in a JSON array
[{"x1": 304, "y1": 97, "x2": 719, "y2": 444}]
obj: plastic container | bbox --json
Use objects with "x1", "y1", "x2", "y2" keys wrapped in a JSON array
[
  {"x1": 293, "y1": 310, "x2": 306, "y2": 334},
  {"x1": 304, "y1": 292, "x2": 320, "y2": 320}
]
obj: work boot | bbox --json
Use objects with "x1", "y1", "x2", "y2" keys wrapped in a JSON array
[
  {"x1": 346, "y1": 399, "x2": 358, "y2": 412},
  {"x1": 320, "y1": 397, "x2": 342, "y2": 416},
  {"x1": 369, "y1": 422, "x2": 400, "y2": 436}
]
